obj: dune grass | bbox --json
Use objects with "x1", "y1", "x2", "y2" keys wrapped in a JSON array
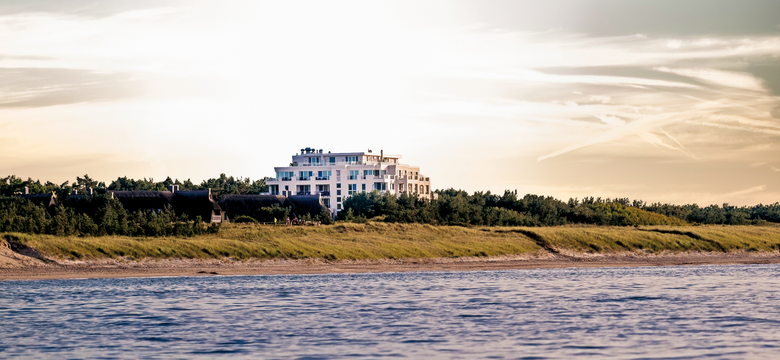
[{"x1": 3, "y1": 223, "x2": 780, "y2": 262}]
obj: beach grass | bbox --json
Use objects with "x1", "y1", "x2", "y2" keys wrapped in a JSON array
[{"x1": 3, "y1": 223, "x2": 780, "y2": 262}]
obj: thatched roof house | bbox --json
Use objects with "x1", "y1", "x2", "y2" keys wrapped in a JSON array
[
  {"x1": 286, "y1": 195, "x2": 329, "y2": 217},
  {"x1": 16, "y1": 193, "x2": 58, "y2": 209},
  {"x1": 107, "y1": 191, "x2": 173, "y2": 212},
  {"x1": 171, "y1": 190, "x2": 224, "y2": 223},
  {"x1": 218, "y1": 194, "x2": 286, "y2": 220}
]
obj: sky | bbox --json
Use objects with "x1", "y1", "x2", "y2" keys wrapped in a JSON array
[{"x1": 1, "y1": 0, "x2": 779, "y2": 205}]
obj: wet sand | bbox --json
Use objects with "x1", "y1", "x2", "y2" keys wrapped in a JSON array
[{"x1": 2, "y1": 251, "x2": 779, "y2": 281}]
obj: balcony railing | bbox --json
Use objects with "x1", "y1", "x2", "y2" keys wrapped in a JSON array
[
  {"x1": 297, "y1": 191, "x2": 311, "y2": 195},
  {"x1": 348, "y1": 175, "x2": 358, "y2": 180},
  {"x1": 315, "y1": 177, "x2": 330, "y2": 180},
  {"x1": 319, "y1": 191, "x2": 330, "y2": 197},
  {"x1": 288, "y1": 161, "x2": 405, "y2": 167}
]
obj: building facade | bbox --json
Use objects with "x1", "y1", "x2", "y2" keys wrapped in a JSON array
[{"x1": 266, "y1": 148, "x2": 432, "y2": 216}]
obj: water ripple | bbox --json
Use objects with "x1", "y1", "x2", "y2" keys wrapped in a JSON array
[{"x1": 2, "y1": 264, "x2": 780, "y2": 358}]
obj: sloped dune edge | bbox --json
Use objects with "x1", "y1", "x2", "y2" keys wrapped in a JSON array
[{"x1": 2, "y1": 249, "x2": 779, "y2": 281}]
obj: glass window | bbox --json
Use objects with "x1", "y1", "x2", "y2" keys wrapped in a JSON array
[
  {"x1": 329, "y1": 157, "x2": 336, "y2": 164},
  {"x1": 349, "y1": 170, "x2": 359, "y2": 180},
  {"x1": 337, "y1": 204, "x2": 342, "y2": 209},
  {"x1": 336, "y1": 183, "x2": 341, "y2": 188},
  {"x1": 361, "y1": 184, "x2": 366, "y2": 191},
  {"x1": 337, "y1": 197, "x2": 341, "y2": 203},
  {"x1": 347, "y1": 156, "x2": 358, "y2": 164},
  {"x1": 363, "y1": 170, "x2": 371, "y2": 176},
  {"x1": 337, "y1": 189, "x2": 341, "y2": 195}
]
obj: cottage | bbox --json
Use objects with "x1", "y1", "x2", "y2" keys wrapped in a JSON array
[
  {"x1": 218, "y1": 194, "x2": 286, "y2": 220},
  {"x1": 15, "y1": 187, "x2": 58, "y2": 210},
  {"x1": 171, "y1": 189, "x2": 225, "y2": 223}
]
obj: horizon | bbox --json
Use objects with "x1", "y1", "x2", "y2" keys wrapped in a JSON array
[{"x1": 2, "y1": 0, "x2": 780, "y2": 206}]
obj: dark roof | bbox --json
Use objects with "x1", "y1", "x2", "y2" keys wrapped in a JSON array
[
  {"x1": 218, "y1": 194, "x2": 287, "y2": 219},
  {"x1": 285, "y1": 195, "x2": 329, "y2": 217},
  {"x1": 107, "y1": 191, "x2": 173, "y2": 212},
  {"x1": 171, "y1": 190, "x2": 222, "y2": 221},
  {"x1": 16, "y1": 193, "x2": 58, "y2": 208}
]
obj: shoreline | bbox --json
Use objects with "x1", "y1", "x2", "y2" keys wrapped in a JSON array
[{"x1": 3, "y1": 251, "x2": 780, "y2": 281}]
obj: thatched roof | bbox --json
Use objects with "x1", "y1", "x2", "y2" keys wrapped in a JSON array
[
  {"x1": 171, "y1": 190, "x2": 222, "y2": 222},
  {"x1": 16, "y1": 193, "x2": 58, "y2": 208},
  {"x1": 286, "y1": 195, "x2": 329, "y2": 217},
  {"x1": 107, "y1": 191, "x2": 173, "y2": 212},
  {"x1": 218, "y1": 194, "x2": 286, "y2": 219}
]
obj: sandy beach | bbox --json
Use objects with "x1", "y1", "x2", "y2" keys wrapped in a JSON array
[{"x1": 2, "y1": 250, "x2": 779, "y2": 281}]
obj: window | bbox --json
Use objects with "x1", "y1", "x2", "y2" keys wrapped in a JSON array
[
  {"x1": 329, "y1": 157, "x2": 336, "y2": 164},
  {"x1": 337, "y1": 197, "x2": 342, "y2": 203},
  {"x1": 337, "y1": 189, "x2": 341, "y2": 195},
  {"x1": 363, "y1": 170, "x2": 372, "y2": 178},
  {"x1": 336, "y1": 183, "x2": 341, "y2": 188},
  {"x1": 277, "y1": 171, "x2": 294, "y2": 180},
  {"x1": 337, "y1": 204, "x2": 342, "y2": 209},
  {"x1": 373, "y1": 170, "x2": 380, "y2": 177},
  {"x1": 347, "y1": 156, "x2": 358, "y2": 164},
  {"x1": 308, "y1": 157, "x2": 320, "y2": 165},
  {"x1": 361, "y1": 184, "x2": 366, "y2": 191},
  {"x1": 348, "y1": 184, "x2": 357, "y2": 195},
  {"x1": 323, "y1": 198, "x2": 330, "y2": 207},
  {"x1": 284, "y1": 185, "x2": 289, "y2": 190},
  {"x1": 373, "y1": 182, "x2": 386, "y2": 191},
  {"x1": 349, "y1": 170, "x2": 359, "y2": 180},
  {"x1": 317, "y1": 170, "x2": 331, "y2": 180},
  {"x1": 299, "y1": 171, "x2": 312, "y2": 180},
  {"x1": 391, "y1": 183, "x2": 394, "y2": 190}
]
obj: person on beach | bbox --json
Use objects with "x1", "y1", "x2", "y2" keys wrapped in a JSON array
[
  {"x1": 286, "y1": 217, "x2": 290, "y2": 225},
  {"x1": 274, "y1": 217, "x2": 277, "y2": 225},
  {"x1": 293, "y1": 216, "x2": 298, "y2": 225}
]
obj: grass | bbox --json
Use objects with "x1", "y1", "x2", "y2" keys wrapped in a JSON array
[{"x1": 3, "y1": 223, "x2": 780, "y2": 262}]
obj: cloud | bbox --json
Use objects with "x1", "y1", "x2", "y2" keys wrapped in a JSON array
[{"x1": 655, "y1": 67, "x2": 766, "y2": 91}]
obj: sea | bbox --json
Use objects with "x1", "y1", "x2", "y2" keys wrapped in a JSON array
[{"x1": 1, "y1": 264, "x2": 779, "y2": 359}]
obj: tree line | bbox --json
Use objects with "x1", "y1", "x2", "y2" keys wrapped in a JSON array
[
  {"x1": 0, "y1": 195, "x2": 220, "y2": 237},
  {"x1": 339, "y1": 189, "x2": 780, "y2": 226},
  {"x1": 1, "y1": 173, "x2": 269, "y2": 201}
]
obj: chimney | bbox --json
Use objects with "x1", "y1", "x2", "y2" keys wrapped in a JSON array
[
  {"x1": 88, "y1": 187, "x2": 93, "y2": 196},
  {"x1": 168, "y1": 184, "x2": 175, "y2": 193},
  {"x1": 380, "y1": 150, "x2": 384, "y2": 163},
  {"x1": 23, "y1": 186, "x2": 29, "y2": 195},
  {"x1": 174, "y1": 185, "x2": 179, "y2": 192},
  {"x1": 72, "y1": 189, "x2": 78, "y2": 195}
]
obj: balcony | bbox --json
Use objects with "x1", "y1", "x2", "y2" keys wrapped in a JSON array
[
  {"x1": 348, "y1": 175, "x2": 358, "y2": 180},
  {"x1": 315, "y1": 177, "x2": 330, "y2": 181},
  {"x1": 319, "y1": 191, "x2": 330, "y2": 197},
  {"x1": 297, "y1": 191, "x2": 311, "y2": 195}
]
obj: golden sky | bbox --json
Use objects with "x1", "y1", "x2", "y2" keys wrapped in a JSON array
[{"x1": 1, "y1": 0, "x2": 780, "y2": 205}]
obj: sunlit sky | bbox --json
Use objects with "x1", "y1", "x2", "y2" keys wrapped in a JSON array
[{"x1": 2, "y1": 0, "x2": 780, "y2": 205}]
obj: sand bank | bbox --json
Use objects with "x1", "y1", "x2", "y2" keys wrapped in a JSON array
[{"x1": 2, "y1": 251, "x2": 779, "y2": 281}]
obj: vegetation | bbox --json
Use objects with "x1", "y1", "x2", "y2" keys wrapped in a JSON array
[
  {"x1": 0, "y1": 195, "x2": 220, "y2": 237},
  {"x1": 340, "y1": 190, "x2": 779, "y2": 226},
  {"x1": 2, "y1": 173, "x2": 269, "y2": 201},
  {"x1": 3, "y1": 223, "x2": 779, "y2": 262}
]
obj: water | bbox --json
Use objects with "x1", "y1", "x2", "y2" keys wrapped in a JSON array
[{"x1": 1, "y1": 265, "x2": 780, "y2": 359}]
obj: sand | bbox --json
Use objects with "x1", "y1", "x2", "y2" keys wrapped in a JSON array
[{"x1": 2, "y1": 249, "x2": 780, "y2": 281}]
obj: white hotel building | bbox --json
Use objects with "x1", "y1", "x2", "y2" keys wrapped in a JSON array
[{"x1": 266, "y1": 148, "x2": 432, "y2": 216}]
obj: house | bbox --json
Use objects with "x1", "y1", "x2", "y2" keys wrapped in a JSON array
[
  {"x1": 218, "y1": 194, "x2": 329, "y2": 221},
  {"x1": 265, "y1": 148, "x2": 432, "y2": 216},
  {"x1": 65, "y1": 185, "x2": 225, "y2": 223},
  {"x1": 170, "y1": 189, "x2": 225, "y2": 223},
  {"x1": 15, "y1": 187, "x2": 58, "y2": 210}
]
